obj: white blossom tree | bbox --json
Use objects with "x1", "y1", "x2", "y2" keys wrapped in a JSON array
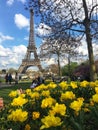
[
  {"x1": 39, "y1": 35, "x2": 80, "y2": 76},
  {"x1": 28, "y1": 0, "x2": 98, "y2": 81}
]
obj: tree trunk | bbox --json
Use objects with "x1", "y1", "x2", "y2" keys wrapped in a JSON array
[{"x1": 82, "y1": 0, "x2": 96, "y2": 81}]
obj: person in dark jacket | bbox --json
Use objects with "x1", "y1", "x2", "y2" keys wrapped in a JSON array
[
  {"x1": 5, "y1": 73, "x2": 9, "y2": 84},
  {"x1": 8, "y1": 73, "x2": 12, "y2": 84}
]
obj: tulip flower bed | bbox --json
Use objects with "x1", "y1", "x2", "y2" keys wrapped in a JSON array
[{"x1": 0, "y1": 80, "x2": 98, "y2": 130}]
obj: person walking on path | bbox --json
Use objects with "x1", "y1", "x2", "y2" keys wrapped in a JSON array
[
  {"x1": 5, "y1": 73, "x2": 9, "y2": 84},
  {"x1": 8, "y1": 73, "x2": 12, "y2": 84},
  {"x1": 15, "y1": 72, "x2": 18, "y2": 84}
]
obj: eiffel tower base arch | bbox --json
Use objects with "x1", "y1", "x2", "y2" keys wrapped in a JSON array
[{"x1": 18, "y1": 59, "x2": 42, "y2": 74}]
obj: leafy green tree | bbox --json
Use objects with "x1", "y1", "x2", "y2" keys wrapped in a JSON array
[
  {"x1": 8, "y1": 68, "x2": 17, "y2": 74},
  {"x1": 61, "y1": 62, "x2": 78, "y2": 78},
  {"x1": 73, "y1": 63, "x2": 90, "y2": 81}
]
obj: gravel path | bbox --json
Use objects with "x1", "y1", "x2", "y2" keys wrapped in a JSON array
[{"x1": 0, "y1": 83, "x2": 13, "y2": 88}]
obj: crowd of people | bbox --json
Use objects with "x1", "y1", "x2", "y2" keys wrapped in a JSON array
[
  {"x1": 5, "y1": 72, "x2": 19, "y2": 85},
  {"x1": 5, "y1": 73, "x2": 44, "y2": 88},
  {"x1": 5, "y1": 73, "x2": 12, "y2": 84}
]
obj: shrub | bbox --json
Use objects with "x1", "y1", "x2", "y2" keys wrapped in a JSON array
[{"x1": 0, "y1": 80, "x2": 98, "y2": 130}]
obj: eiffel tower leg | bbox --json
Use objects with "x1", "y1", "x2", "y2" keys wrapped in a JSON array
[{"x1": 18, "y1": 64, "x2": 27, "y2": 74}]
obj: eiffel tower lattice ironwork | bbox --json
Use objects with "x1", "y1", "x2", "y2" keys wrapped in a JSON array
[{"x1": 18, "y1": 9, "x2": 42, "y2": 74}]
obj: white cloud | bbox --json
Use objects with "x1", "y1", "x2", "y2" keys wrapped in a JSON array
[
  {"x1": 0, "y1": 45, "x2": 10, "y2": 57},
  {"x1": 93, "y1": 43, "x2": 98, "y2": 56},
  {"x1": 78, "y1": 41, "x2": 98, "y2": 57},
  {"x1": 6, "y1": 0, "x2": 26, "y2": 6},
  {"x1": 44, "y1": 58, "x2": 55, "y2": 65},
  {"x1": 42, "y1": 56, "x2": 68, "y2": 67},
  {"x1": 1, "y1": 61, "x2": 9, "y2": 67},
  {"x1": 78, "y1": 41, "x2": 88, "y2": 55},
  {"x1": 17, "y1": 0, "x2": 26, "y2": 4},
  {"x1": 6, "y1": 0, "x2": 14, "y2": 6},
  {"x1": 13, "y1": 45, "x2": 27, "y2": 54},
  {"x1": 0, "y1": 33, "x2": 14, "y2": 44},
  {"x1": 24, "y1": 36, "x2": 29, "y2": 40},
  {"x1": 0, "y1": 45, "x2": 27, "y2": 69},
  {"x1": 14, "y1": 14, "x2": 29, "y2": 29},
  {"x1": 9, "y1": 56, "x2": 19, "y2": 64}
]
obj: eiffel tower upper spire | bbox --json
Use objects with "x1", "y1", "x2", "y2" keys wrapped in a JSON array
[{"x1": 28, "y1": 9, "x2": 35, "y2": 49}]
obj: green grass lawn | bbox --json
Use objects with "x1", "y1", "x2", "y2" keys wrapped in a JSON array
[
  {"x1": 0, "y1": 79, "x2": 53, "y2": 105},
  {"x1": 0, "y1": 82, "x2": 32, "y2": 104}
]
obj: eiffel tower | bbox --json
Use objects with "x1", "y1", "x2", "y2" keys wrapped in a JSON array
[{"x1": 18, "y1": 9, "x2": 42, "y2": 74}]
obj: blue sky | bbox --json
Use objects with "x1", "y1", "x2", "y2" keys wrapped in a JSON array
[{"x1": 0, "y1": 0, "x2": 42, "y2": 47}]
